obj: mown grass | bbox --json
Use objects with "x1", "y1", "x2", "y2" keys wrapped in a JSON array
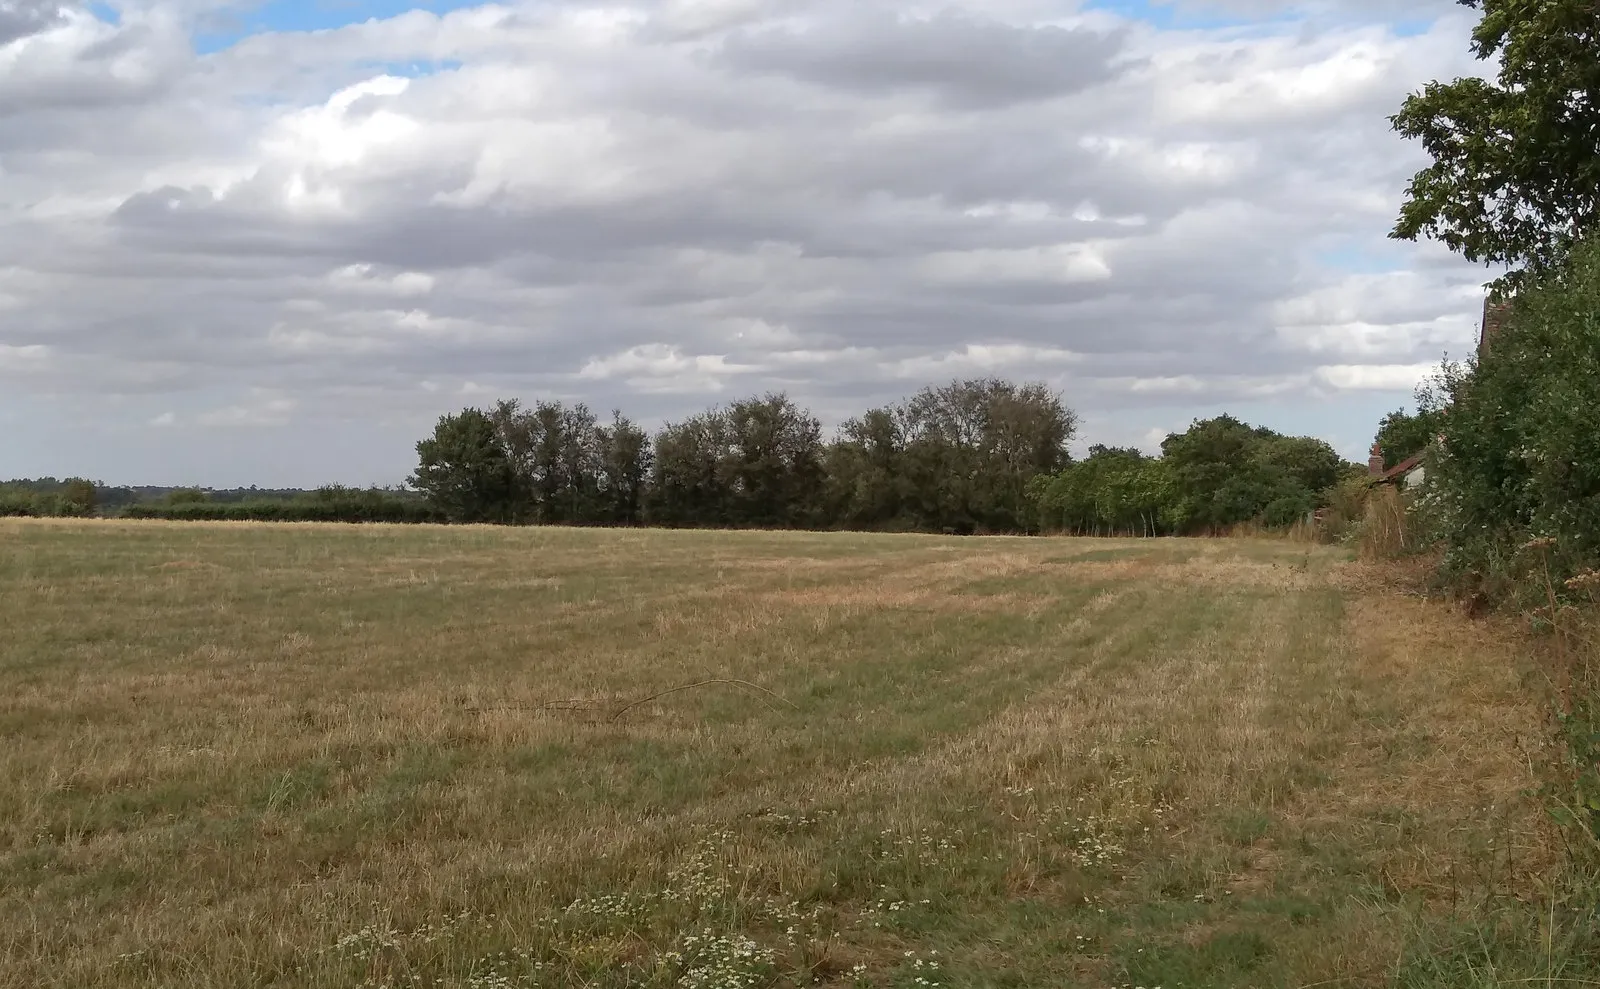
[{"x1": 0, "y1": 520, "x2": 1589, "y2": 988}]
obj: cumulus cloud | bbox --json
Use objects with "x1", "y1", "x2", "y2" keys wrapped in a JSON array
[{"x1": 0, "y1": 0, "x2": 1500, "y2": 483}]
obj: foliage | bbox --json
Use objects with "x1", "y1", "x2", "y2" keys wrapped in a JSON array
[
  {"x1": 1374, "y1": 397, "x2": 1447, "y2": 472},
  {"x1": 1407, "y1": 237, "x2": 1600, "y2": 853},
  {"x1": 1027, "y1": 445, "x2": 1175, "y2": 536},
  {"x1": 0, "y1": 477, "x2": 100, "y2": 518},
  {"x1": 396, "y1": 379, "x2": 1075, "y2": 534},
  {"x1": 1424, "y1": 237, "x2": 1600, "y2": 596},
  {"x1": 410, "y1": 408, "x2": 521, "y2": 524},
  {"x1": 1028, "y1": 418, "x2": 1348, "y2": 537},
  {"x1": 890, "y1": 378, "x2": 1076, "y2": 533},
  {"x1": 829, "y1": 379, "x2": 1077, "y2": 533},
  {"x1": 166, "y1": 488, "x2": 210, "y2": 506},
  {"x1": 1390, "y1": 0, "x2": 1600, "y2": 292},
  {"x1": 647, "y1": 394, "x2": 826, "y2": 529},
  {"x1": 122, "y1": 486, "x2": 443, "y2": 524}
]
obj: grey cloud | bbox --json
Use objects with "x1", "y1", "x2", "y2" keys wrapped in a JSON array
[
  {"x1": 0, "y1": 0, "x2": 66, "y2": 45},
  {"x1": 716, "y1": 10, "x2": 1129, "y2": 107},
  {"x1": 0, "y1": 0, "x2": 1499, "y2": 485},
  {"x1": 0, "y1": 10, "x2": 189, "y2": 115}
]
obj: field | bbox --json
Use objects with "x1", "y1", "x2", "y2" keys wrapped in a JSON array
[{"x1": 0, "y1": 521, "x2": 1577, "y2": 988}]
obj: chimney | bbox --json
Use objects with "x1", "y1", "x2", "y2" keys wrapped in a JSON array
[
  {"x1": 1479, "y1": 294, "x2": 1513, "y2": 357},
  {"x1": 1368, "y1": 441, "x2": 1385, "y2": 477}
]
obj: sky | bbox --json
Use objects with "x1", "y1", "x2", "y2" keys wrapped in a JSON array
[{"x1": 0, "y1": 0, "x2": 1498, "y2": 488}]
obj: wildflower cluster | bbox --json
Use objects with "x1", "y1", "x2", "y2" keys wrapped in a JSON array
[
  {"x1": 316, "y1": 829, "x2": 834, "y2": 989},
  {"x1": 748, "y1": 807, "x2": 834, "y2": 834},
  {"x1": 560, "y1": 890, "x2": 658, "y2": 930},
  {"x1": 862, "y1": 890, "x2": 933, "y2": 929},
  {"x1": 467, "y1": 949, "x2": 547, "y2": 989},
  {"x1": 1053, "y1": 814, "x2": 1127, "y2": 870},
  {"x1": 899, "y1": 949, "x2": 943, "y2": 988},
  {"x1": 873, "y1": 825, "x2": 962, "y2": 866},
  {"x1": 323, "y1": 910, "x2": 487, "y2": 963},
  {"x1": 663, "y1": 835, "x2": 736, "y2": 907},
  {"x1": 661, "y1": 929, "x2": 776, "y2": 989}
]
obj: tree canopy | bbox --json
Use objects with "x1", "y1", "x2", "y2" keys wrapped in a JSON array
[{"x1": 1390, "y1": 0, "x2": 1600, "y2": 292}]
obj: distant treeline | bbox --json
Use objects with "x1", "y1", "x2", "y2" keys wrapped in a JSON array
[
  {"x1": 407, "y1": 378, "x2": 1357, "y2": 535},
  {"x1": 3, "y1": 378, "x2": 1360, "y2": 534},
  {"x1": 121, "y1": 486, "x2": 442, "y2": 523},
  {"x1": 0, "y1": 480, "x2": 437, "y2": 524}
]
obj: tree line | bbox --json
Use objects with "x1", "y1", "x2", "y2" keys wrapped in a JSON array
[
  {"x1": 408, "y1": 378, "x2": 1353, "y2": 535},
  {"x1": 1029, "y1": 417, "x2": 1348, "y2": 537},
  {"x1": 4, "y1": 379, "x2": 1357, "y2": 532}
]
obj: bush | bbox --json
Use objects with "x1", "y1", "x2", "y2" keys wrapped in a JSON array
[
  {"x1": 0, "y1": 488, "x2": 40, "y2": 517},
  {"x1": 121, "y1": 487, "x2": 444, "y2": 524},
  {"x1": 0, "y1": 481, "x2": 99, "y2": 518},
  {"x1": 1427, "y1": 235, "x2": 1600, "y2": 598},
  {"x1": 165, "y1": 488, "x2": 210, "y2": 506}
]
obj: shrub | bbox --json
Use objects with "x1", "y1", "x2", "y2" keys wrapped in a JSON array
[
  {"x1": 122, "y1": 488, "x2": 444, "y2": 524},
  {"x1": 1426, "y1": 235, "x2": 1600, "y2": 597},
  {"x1": 0, "y1": 488, "x2": 40, "y2": 517}
]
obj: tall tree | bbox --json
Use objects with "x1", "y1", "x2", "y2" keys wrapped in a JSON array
[
  {"x1": 647, "y1": 411, "x2": 733, "y2": 527},
  {"x1": 896, "y1": 378, "x2": 1076, "y2": 533},
  {"x1": 1390, "y1": 0, "x2": 1600, "y2": 292},
  {"x1": 595, "y1": 411, "x2": 652, "y2": 525},
  {"x1": 724, "y1": 393, "x2": 826, "y2": 528},
  {"x1": 411, "y1": 408, "x2": 518, "y2": 523},
  {"x1": 825, "y1": 407, "x2": 907, "y2": 528}
]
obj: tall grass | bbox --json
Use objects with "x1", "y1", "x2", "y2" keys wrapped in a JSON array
[{"x1": 1358, "y1": 484, "x2": 1411, "y2": 560}]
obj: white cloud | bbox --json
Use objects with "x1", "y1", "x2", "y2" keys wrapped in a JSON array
[
  {"x1": 0, "y1": 0, "x2": 1499, "y2": 483},
  {"x1": 577, "y1": 343, "x2": 758, "y2": 393},
  {"x1": 886, "y1": 343, "x2": 1082, "y2": 378},
  {"x1": 0, "y1": 343, "x2": 50, "y2": 372},
  {"x1": 1314, "y1": 362, "x2": 1435, "y2": 391}
]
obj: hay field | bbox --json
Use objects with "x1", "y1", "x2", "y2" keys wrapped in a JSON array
[{"x1": 0, "y1": 521, "x2": 1566, "y2": 988}]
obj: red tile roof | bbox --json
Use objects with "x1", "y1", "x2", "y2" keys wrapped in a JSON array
[{"x1": 1370, "y1": 449, "x2": 1426, "y2": 487}]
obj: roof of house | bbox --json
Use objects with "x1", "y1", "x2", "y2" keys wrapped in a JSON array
[{"x1": 1369, "y1": 449, "x2": 1426, "y2": 487}]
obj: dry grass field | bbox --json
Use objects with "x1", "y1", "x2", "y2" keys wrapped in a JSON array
[{"x1": 0, "y1": 520, "x2": 1583, "y2": 988}]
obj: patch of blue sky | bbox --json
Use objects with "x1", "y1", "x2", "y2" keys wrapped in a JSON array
[
  {"x1": 357, "y1": 57, "x2": 466, "y2": 77},
  {"x1": 1085, "y1": 0, "x2": 1437, "y2": 37},
  {"x1": 86, "y1": 1, "x2": 120, "y2": 26},
  {"x1": 1311, "y1": 239, "x2": 1410, "y2": 276},
  {"x1": 192, "y1": 0, "x2": 488, "y2": 55},
  {"x1": 1081, "y1": 0, "x2": 1295, "y2": 31}
]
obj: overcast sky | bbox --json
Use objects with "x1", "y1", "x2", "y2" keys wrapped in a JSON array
[{"x1": 0, "y1": 0, "x2": 1495, "y2": 487}]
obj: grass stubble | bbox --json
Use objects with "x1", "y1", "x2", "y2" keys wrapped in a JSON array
[{"x1": 0, "y1": 520, "x2": 1586, "y2": 988}]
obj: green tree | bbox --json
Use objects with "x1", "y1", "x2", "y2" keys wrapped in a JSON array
[
  {"x1": 60, "y1": 478, "x2": 98, "y2": 517},
  {"x1": 724, "y1": 393, "x2": 826, "y2": 528},
  {"x1": 410, "y1": 407, "x2": 518, "y2": 523},
  {"x1": 1430, "y1": 236, "x2": 1600, "y2": 580},
  {"x1": 165, "y1": 488, "x2": 209, "y2": 506},
  {"x1": 825, "y1": 407, "x2": 908, "y2": 529},
  {"x1": 1390, "y1": 0, "x2": 1600, "y2": 292},
  {"x1": 1253, "y1": 436, "x2": 1343, "y2": 494},
  {"x1": 896, "y1": 379, "x2": 1076, "y2": 533},
  {"x1": 595, "y1": 411, "x2": 652, "y2": 525},
  {"x1": 647, "y1": 411, "x2": 733, "y2": 527},
  {"x1": 1160, "y1": 415, "x2": 1275, "y2": 531},
  {"x1": 1374, "y1": 403, "x2": 1446, "y2": 470}
]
